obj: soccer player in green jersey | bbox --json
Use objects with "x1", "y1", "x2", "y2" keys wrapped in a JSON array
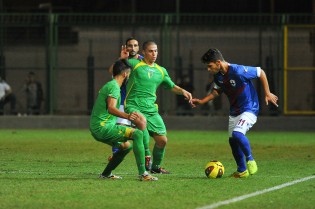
[
  {"x1": 90, "y1": 59, "x2": 158, "y2": 181},
  {"x1": 121, "y1": 40, "x2": 193, "y2": 174}
]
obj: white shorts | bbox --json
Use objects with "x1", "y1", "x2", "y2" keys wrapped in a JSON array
[
  {"x1": 228, "y1": 112, "x2": 257, "y2": 137},
  {"x1": 116, "y1": 105, "x2": 131, "y2": 126}
]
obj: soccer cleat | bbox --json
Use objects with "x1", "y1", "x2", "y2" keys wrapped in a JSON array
[
  {"x1": 151, "y1": 167, "x2": 171, "y2": 174},
  {"x1": 247, "y1": 160, "x2": 258, "y2": 175},
  {"x1": 99, "y1": 174, "x2": 122, "y2": 180},
  {"x1": 139, "y1": 173, "x2": 158, "y2": 181},
  {"x1": 145, "y1": 156, "x2": 152, "y2": 171},
  {"x1": 230, "y1": 170, "x2": 249, "y2": 178}
]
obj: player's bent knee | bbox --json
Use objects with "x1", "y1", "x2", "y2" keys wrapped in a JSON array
[
  {"x1": 133, "y1": 114, "x2": 146, "y2": 130},
  {"x1": 120, "y1": 141, "x2": 133, "y2": 151},
  {"x1": 154, "y1": 135, "x2": 167, "y2": 147},
  {"x1": 132, "y1": 129, "x2": 143, "y2": 141}
]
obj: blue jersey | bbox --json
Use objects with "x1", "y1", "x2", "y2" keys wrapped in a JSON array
[
  {"x1": 213, "y1": 63, "x2": 261, "y2": 116},
  {"x1": 120, "y1": 55, "x2": 144, "y2": 105}
]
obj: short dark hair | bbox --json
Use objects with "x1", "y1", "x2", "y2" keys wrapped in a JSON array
[
  {"x1": 125, "y1": 37, "x2": 137, "y2": 45},
  {"x1": 112, "y1": 59, "x2": 132, "y2": 77},
  {"x1": 142, "y1": 40, "x2": 157, "y2": 50},
  {"x1": 201, "y1": 48, "x2": 225, "y2": 64}
]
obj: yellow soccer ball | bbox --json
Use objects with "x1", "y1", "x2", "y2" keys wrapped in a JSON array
[{"x1": 205, "y1": 160, "x2": 225, "y2": 179}]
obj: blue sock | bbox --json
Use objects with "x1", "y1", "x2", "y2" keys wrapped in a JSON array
[
  {"x1": 232, "y1": 131, "x2": 254, "y2": 161},
  {"x1": 229, "y1": 137, "x2": 246, "y2": 172}
]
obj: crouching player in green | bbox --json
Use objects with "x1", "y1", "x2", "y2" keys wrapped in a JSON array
[{"x1": 89, "y1": 59, "x2": 158, "y2": 181}]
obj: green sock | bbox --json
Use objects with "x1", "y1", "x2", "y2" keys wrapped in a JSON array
[
  {"x1": 102, "y1": 145, "x2": 132, "y2": 176},
  {"x1": 151, "y1": 144, "x2": 165, "y2": 170},
  {"x1": 132, "y1": 129, "x2": 146, "y2": 175},
  {"x1": 142, "y1": 129, "x2": 151, "y2": 157}
]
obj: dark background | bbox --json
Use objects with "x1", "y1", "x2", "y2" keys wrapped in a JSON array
[{"x1": 1, "y1": 0, "x2": 314, "y2": 14}]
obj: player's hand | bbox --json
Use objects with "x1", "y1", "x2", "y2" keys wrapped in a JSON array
[
  {"x1": 120, "y1": 45, "x2": 129, "y2": 59},
  {"x1": 190, "y1": 98, "x2": 201, "y2": 108},
  {"x1": 128, "y1": 112, "x2": 138, "y2": 121},
  {"x1": 182, "y1": 89, "x2": 193, "y2": 104},
  {"x1": 129, "y1": 112, "x2": 146, "y2": 130},
  {"x1": 265, "y1": 93, "x2": 278, "y2": 107}
]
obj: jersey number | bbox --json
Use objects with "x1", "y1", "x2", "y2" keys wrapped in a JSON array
[{"x1": 237, "y1": 119, "x2": 246, "y2": 126}]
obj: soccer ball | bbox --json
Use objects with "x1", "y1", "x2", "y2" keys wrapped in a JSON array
[{"x1": 205, "y1": 160, "x2": 225, "y2": 179}]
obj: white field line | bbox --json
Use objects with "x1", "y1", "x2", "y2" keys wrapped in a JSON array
[{"x1": 196, "y1": 175, "x2": 315, "y2": 209}]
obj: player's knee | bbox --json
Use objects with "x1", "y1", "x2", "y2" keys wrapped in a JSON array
[
  {"x1": 154, "y1": 135, "x2": 167, "y2": 147},
  {"x1": 123, "y1": 143, "x2": 133, "y2": 152},
  {"x1": 132, "y1": 129, "x2": 143, "y2": 141},
  {"x1": 133, "y1": 113, "x2": 146, "y2": 130},
  {"x1": 120, "y1": 141, "x2": 132, "y2": 151}
]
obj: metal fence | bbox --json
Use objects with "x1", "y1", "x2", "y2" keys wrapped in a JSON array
[{"x1": 1, "y1": 13, "x2": 314, "y2": 115}]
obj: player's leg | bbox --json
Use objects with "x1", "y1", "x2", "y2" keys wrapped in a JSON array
[
  {"x1": 229, "y1": 137, "x2": 246, "y2": 171},
  {"x1": 108, "y1": 105, "x2": 132, "y2": 161},
  {"x1": 129, "y1": 109, "x2": 151, "y2": 170},
  {"x1": 232, "y1": 112, "x2": 258, "y2": 175},
  {"x1": 142, "y1": 128, "x2": 152, "y2": 171},
  {"x1": 131, "y1": 128, "x2": 158, "y2": 181},
  {"x1": 150, "y1": 134, "x2": 170, "y2": 174},
  {"x1": 100, "y1": 141, "x2": 132, "y2": 179},
  {"x1": 94, "y1": 124, "x2": 132, "y2": 179},
  {"x1": 228, "y1": 115, "x2": 248, "y2": 178},
  {"x1": 146, "y1": 113, "x2": 170, "y2": 174},
  {"x1": 101, "y1": 125, "x2": 157, "y2": 180},
  {"x1": 124, "y1": 105, "x2": 152, "y2": 171}
]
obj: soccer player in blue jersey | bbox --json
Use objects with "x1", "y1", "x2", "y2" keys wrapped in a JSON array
[{"x1": 192, "y1": 48, "x2": 278, "y2": 178}]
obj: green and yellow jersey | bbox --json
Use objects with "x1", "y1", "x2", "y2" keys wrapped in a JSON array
[
  {"x1": 90, "y1": 79, "x2": 121, "y2": 133},
  {"x1": 125, "y1": 59, "x2": 175, "y2": 114}
]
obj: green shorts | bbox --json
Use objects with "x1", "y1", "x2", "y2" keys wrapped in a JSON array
[
  {"x1": 125, "y1": 105, "x2": 166, "y2": 136},
  {"x1": 91, "y1": 124, "x2": 134, "y2": 148}
]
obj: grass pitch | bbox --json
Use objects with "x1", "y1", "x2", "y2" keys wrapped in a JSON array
[{"x1": 0, "y1": 130, "x2": 314, "y2": 209}]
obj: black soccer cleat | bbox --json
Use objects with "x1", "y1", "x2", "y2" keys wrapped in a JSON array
[{"x1": 150, "y1": 167, "x2": 171, "y2": 174}]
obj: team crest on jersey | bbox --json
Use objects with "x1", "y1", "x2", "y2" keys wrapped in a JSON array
[
  {"x1": 147, "y1": 68, "x2": 155, "y2": 78},
  {"x1": 230, "y1": 80, "x2": 236, "y2": 87}
]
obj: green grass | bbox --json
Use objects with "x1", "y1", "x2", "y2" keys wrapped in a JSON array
[{"x1": 0, "y1": 130, "x2": 314, "y2": 209}]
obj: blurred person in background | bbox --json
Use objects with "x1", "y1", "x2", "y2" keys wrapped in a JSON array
[
  {"x1": 24, "y1": 72, "x2": 44, "y2": 115},
  {"x1": 0, "y1": 76, "x2": 17, "y2": 115}
]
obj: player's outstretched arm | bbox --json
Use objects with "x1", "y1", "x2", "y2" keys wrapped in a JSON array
[{"x1": 259, "y1": 69, "x2": 279, "y2": 107}]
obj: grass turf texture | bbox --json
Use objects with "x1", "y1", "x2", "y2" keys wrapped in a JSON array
[{"x1": 0, "y1": 130, "x2": 314, "y2": 209}]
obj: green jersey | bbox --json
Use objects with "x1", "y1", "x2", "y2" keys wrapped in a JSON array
[
  {"x1": 125, "y1": 59, "x2": 175, "y2": 114},
  {"x1": 90, "y1": 79, "x2": 121, "y2": 133}
]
